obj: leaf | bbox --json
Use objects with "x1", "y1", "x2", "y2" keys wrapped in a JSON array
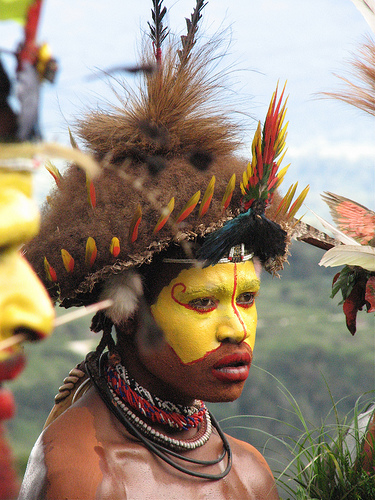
[{"x1": 365, "y1": 276, "x2": 375, "y2": 313}]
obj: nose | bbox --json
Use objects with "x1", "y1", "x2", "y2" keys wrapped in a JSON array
[
  {"x1": 216, "y1": 316, "x2": 246, "y2": 344},
  {"x1": 0, "y1": 253, "x2": 55, "y2": 361}
]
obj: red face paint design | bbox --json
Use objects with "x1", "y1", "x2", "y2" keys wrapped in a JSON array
[{"x1": 151, "y1": 261, "x2": 259, "y2": 364}]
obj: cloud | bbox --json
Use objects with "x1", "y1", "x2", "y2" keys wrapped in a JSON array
[{"x1": 288, "y1": 137, "x2": 375, "y2": 162}]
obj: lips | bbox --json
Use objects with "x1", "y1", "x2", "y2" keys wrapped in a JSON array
[{"x1": 211, "y1": 352, "x2": 251, "y2": 382}]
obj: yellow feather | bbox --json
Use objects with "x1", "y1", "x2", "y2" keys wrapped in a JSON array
[
  {"x1": 288, "y1": 185, "x2": 310, "y2": 219},
  {"x1": 199, "y1": 176, "x2": 215, "y2": 217},
  {"x1": 221, "y1": 174, "x2": 236, "y2": 210}
]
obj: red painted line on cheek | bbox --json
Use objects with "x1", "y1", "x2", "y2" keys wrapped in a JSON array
[
  {"x1": 168, "y1": 343, "x2": 222, "y2": 366},
  {"x1": 231, "y1": 263, "x2": 247, "y2": 341}
]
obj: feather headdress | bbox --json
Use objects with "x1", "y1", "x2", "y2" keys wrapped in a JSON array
[
  {"x1": 323, "y1": 1, "x2": 375, "y2": 115},
  {"x1": 26, "y1": 0, "x2": 307, "y2": 313},
  {"x1": 317, "y1": 193, "x2": 375, "y2": 334}
]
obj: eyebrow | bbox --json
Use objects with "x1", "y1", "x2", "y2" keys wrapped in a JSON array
[{"x1": 180, "y1": 278, "x2": 261, "y2": 297}]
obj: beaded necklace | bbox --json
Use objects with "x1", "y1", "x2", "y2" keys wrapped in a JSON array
[
  {"x1": 85, "y1": 351, "x2": 232, "y2": 479},
  {"x1": 106, "y1": 362, "x2": 206, "y2": 431}
]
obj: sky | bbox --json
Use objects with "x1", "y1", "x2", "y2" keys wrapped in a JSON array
[{"x1": 1, "y1": 0, "x2": 374, "y2": 217}]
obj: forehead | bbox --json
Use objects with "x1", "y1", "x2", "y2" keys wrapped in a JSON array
[{"x1": 168, "y1": 261, "x2": 260, "y2": 291}]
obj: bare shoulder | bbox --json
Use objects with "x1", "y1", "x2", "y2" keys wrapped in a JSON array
[
  {"x1": 226, "y1": 434, "x2": 280, "y2": 500},
  {"x1": 19, "y1": 388, "x2": 107, "y2": 500}
]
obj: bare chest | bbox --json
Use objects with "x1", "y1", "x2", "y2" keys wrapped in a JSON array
[{"x1": 94, "y1": 442, "x2": 255, "y2": 500}]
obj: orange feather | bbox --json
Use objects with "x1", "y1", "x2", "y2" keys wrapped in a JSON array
[
  {"x1": 61, "y1": 249, "x2": 74, "y2": 273},
  {"x1": 44, "y1": 257, "x2": 57, "y2": 282},
  {"x1": 154, "y1": 197, "x2": 175, "y2": 233},
  {"x1": 176, "y1": 191, "x2": 201, "y2": 223},
  {"x1": 221, "y1": 174, "x2": 236, "y2": 210},
  {"x1": 85, "y1": 237, "x2": 97, "y2": 268},
  {"x1": 129, "y1": 204, "x2": 142, "y2": 243},
  {"x1": 110, "y1": 237, "x2": 121, "y2": 257},
  {"x1": 199, "y1": 176, "x2": 215, "y2": 217}
]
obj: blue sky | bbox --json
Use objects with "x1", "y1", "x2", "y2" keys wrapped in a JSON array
[{"x1": 1, "y1": 0, "x2": 374, "y2": 215}]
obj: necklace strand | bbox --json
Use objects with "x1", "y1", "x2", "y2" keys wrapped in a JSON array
[
  {"x1": 106, "y1": 363, "x2": 206, "y2": 430},
  {"x1": 85, "y1": 351, "x2": 233, "y2": 479},
  {"x1": 108, "y1": 385, "x2": 212, "y2": 451}
]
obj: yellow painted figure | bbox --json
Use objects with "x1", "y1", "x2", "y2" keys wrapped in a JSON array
[
  {"x1": 0, "y1": 169, "x2": 54, "y2": 362},
  {"x1": 0, "y1": 167, "x2": 54, "y2": 499}
]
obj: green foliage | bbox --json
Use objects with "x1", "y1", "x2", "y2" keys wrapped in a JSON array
[{"x1": 275, "y1": 386, "x2": 375, "y2": 500}]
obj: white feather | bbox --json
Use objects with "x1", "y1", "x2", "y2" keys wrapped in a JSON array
[
  {"x1": 319, "y1": 245, "x2": 375, "y2": 271},
  {"x1": 307, "y1": 206, "x2": 360, "y2": 246},
  {"x1": 100, "y1": 271, "x2": 143, "y2": 324},
  {"x1": 351, "y1": 0, "x2": 375, "y2": 33}
]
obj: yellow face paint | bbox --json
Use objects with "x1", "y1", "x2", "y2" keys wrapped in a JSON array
[
  {"x1": 0, "y1": 252, "x2": 55, "y2": 361},
  {"x1": 0, "y1": 171, "x2": 40, "y2": 248},
  {"x1": 0, "y1": 170, "x2": 54, "y2": 361},
  {"x1": 151, "y1": 260, "x2": 260, "y2": 364}
]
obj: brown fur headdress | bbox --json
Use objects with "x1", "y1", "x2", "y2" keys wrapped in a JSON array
[{"x1": 26, "y1": 0, "x2": 307, "y2": 310}]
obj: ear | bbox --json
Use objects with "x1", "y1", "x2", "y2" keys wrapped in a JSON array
[
  {"x1": 100, "y1": 271, "x2": 143, "y2": 325},
  {"x1": 252, "y1": 257, "x2": 262, "y2": 278}
]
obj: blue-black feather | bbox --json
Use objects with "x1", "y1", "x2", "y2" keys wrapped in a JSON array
[{"x1": 197, "y1": 209, "x2": 287, "y2": 267}]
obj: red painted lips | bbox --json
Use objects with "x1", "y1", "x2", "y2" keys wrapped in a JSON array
[{"x1": 211, "y1": 352, "x2": 251, "y2": 382}]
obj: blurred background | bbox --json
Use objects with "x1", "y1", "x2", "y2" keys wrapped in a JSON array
[{"x1": 1, "y1": 1, "x2": 374, "y2": 497}]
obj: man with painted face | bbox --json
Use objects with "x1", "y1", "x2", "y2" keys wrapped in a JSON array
[
  {"x1": 19, "y1": 1, "x2": 308, "y2": 498},
  {"x1": 20, "y1": 253, "x2": 278, "y2": 499}
]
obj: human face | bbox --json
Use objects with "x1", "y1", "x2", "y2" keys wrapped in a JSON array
[
  {"x1": 130, "y1": 260, "x2": 260, "y2": 403},
  {"x1": 151, "y1": 260, "x2": 259, "y2": 365}
]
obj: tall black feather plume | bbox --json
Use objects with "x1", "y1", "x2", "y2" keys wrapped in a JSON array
[
  {"x1": 148, "y1": 0, "x2": 169, "y2": 62},
  {"x1": 178, "y1": 0, "x2": 207, "y2": 66}
]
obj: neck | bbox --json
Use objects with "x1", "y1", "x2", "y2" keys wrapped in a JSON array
[{"x1": 116, "y1": 333, "x2": 195, "y2": 406}]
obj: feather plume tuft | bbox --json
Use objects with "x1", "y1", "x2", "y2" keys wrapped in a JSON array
[
  {"x1": 319, "y1": 245, "x2": 375, "y2": 271},
  {"x1": 323, "y1": 37, "x2": 375, "y2": 116},
  {"x1": 100, "y1": 271, "x2": 143, "y2": 324}
]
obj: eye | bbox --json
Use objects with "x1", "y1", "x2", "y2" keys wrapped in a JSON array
[
  {"x1": 188, "y1": 297, "x2": 217, "y2": 312},
  {"x1": 236, "y1": 292, "x2": 255, "y2": 308}
]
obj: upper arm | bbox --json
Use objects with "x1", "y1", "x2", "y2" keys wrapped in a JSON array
[
  {"x1": 18, "y1": 434, "x2": 48, "y2": 500},
  {"x1": 20, "y1": 405, "x2": 103, "y2": 500}
]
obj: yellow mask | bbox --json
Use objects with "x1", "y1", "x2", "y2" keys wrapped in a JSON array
[
  {"x1": 151, "y1": 260, "x2": 259, "y2": 364},
  {"x1": 0, "y1": 170, "x2": 54, "y2": 362}
]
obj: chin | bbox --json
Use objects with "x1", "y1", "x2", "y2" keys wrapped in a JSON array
[{"x1": 202, "y1": 382, "x2": 246, "y2": 403}]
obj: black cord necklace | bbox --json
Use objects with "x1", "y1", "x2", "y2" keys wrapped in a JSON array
[{"x1": 85, "y1": 351, "x2": 232, "y2": 480}]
